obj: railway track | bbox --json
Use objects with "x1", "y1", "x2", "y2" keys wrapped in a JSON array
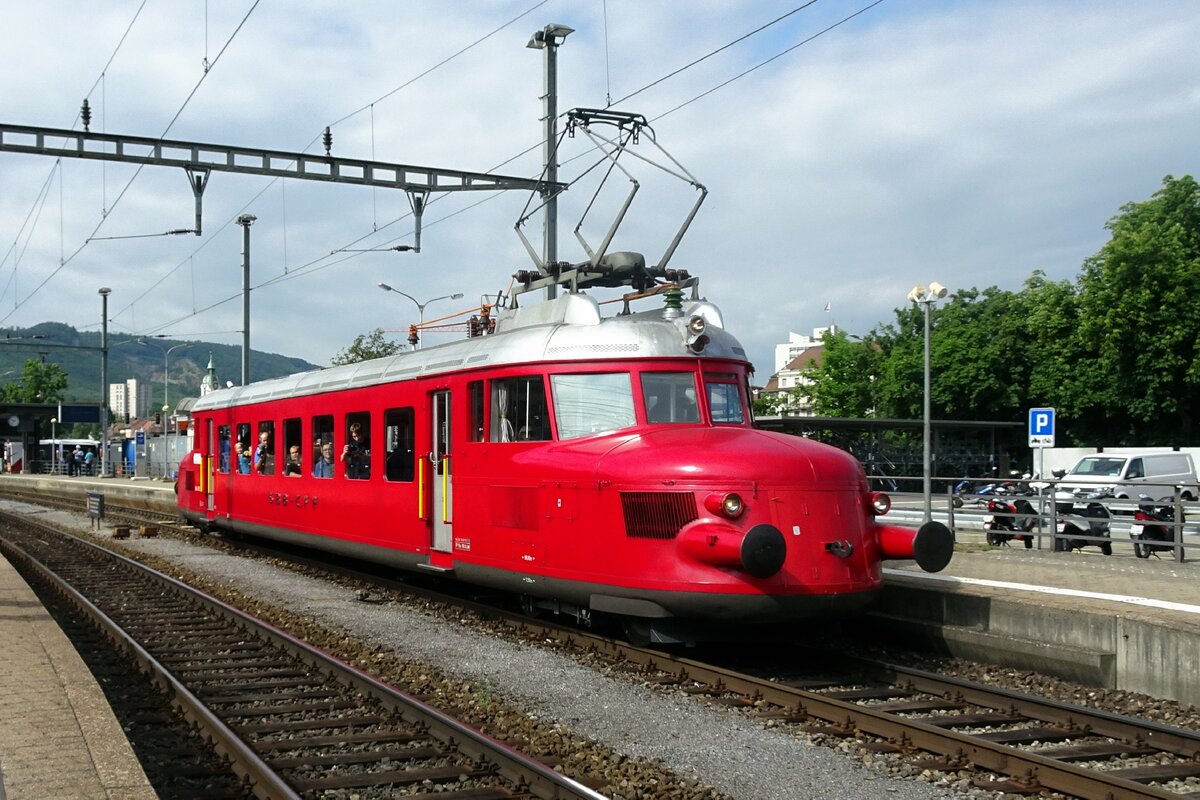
[
  {"x1": 0, "y1": 511, "x2": 606, "y2": 800},
  {"x1": 5, "y1": 486, "x2": 1200, "y2": 799}
]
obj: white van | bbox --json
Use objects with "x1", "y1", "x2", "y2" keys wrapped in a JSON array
[{"x1": 1058, "y1": 452, "x2": 1198, "y2": 500}]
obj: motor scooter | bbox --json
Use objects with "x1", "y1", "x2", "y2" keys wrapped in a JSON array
[
  {"x1": 984, "y1": 497, "x2": 1036, "y2": 548},
  {"x1": 1130, "y1": 494, "x2": 1185, "y2": 559},
  {"x1": 1052, "y1": 490, "x2": 1113, "y2": 555}
]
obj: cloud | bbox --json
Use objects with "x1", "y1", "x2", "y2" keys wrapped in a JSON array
[{"x1": 1, "y1": 0, "x2": 1198, "y2": 383}]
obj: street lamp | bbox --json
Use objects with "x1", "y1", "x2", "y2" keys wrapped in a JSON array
[
  {"x1": 236, "y1": 213, "x2": 256, "y2": 386},
  {"x1": 50, "y1": 416, "x2": 58, "y2": 474},
  {"x1": 527, "y1": 22, "x2": 573, "y2": 300},
  {"x1": 376, "y1": 284, "x2": 463, "y2": 350},
  {"x1": 99, "y1": 287, "x2": 111, "y2": 478},
  {"x1": 908, "y1": 282, "x2": 948, "y2": 523},
  {"x1": 141, "y1": 338, "x2": 193, "y2": 478}
]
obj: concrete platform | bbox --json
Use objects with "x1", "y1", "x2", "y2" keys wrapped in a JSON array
[
  {"x1": 868, "y1": 548, "x2": 1200, "y2": 706},
  {"x1": 0, "y1": 549, "x2": 157, "y2": 799}
]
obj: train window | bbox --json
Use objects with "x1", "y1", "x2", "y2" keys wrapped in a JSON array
[
  {"x1": 550, "y1": 373, "x2": 635, "y2": 440},
  {"x1": 235, "y1": 423, "x2": 252, "y2": 475},
  {"x1": 491, "y1": 377, "x2": 550, "y2": 442},
  {"x1": 282, "y1": 418, "x2": 302, "y2": 477},
  {"x1": 641, "y1": 372, "x2": 700, "y2": 424},
  {"x1": 312, "y1": 415, "x2": 334, "y2": 478},
  {"x1": 706, "y1": 381, "x2": 745, "y2": 424},
  {"x1": 468, "y1": 381, "x2": 484, "y2": 442},
  {"x1": 217, "y1": 426, "x2": 231, "y2": 473},
  {"x1": 384, "y1": 408, "x2": 415, "y2": 482},
  {"x1": 344, "y1": 412, "x2": 371, "y2": 480},
  {"x1": 255, "y1": 421, "x2": 275, "y2": 475}
]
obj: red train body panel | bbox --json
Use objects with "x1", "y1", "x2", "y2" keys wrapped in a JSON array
[{"x1": 177, "y1": 291, "x2": 951, "y2": 641}]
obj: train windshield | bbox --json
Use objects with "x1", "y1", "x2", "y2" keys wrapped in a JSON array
[
  {"x1": 550, "y1": 373, "x2": 636, "y2": 439},
  {"x1": 641, "y1": 372, "x2": 700, "y2": 424},
  {"x1": 706, "y1": 380, "x2": 745, "y2": 424}
]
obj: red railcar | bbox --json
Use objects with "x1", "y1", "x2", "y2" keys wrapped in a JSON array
[{"x1": 178, "y1": 277, "x2": 951, "y2": 642}]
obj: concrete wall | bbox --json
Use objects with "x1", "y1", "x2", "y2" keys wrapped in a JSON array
[{"x1": 860, "y1": 579, "x2": 1200, "y2": 707}]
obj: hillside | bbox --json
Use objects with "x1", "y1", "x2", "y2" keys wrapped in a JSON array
[{"x1": 1, "y1": 322, "x2": 321, "y2": 407}]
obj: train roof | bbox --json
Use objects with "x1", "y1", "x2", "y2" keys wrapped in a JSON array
[{"x1": 192, "y1": 292, "x2": 749, "y2": 412}]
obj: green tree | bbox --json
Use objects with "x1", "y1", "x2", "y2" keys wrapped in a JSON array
[
  {"x1": 1072, "y1": 175, "x2": 1200, "y2": 444},
  {"x1": 0, "y1": 358, "x2": 69, "y2": 403},
  {"x1": 331, "y1": 329, "x2": 404, "y2": 366},
  {"x1": 800, "y1": 331, "x2": 884, "y2": 417}
]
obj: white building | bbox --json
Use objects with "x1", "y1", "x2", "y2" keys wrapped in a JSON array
[
  {"x1": 761, "y1": 326, "x2": 840, "y2": 417},
  {"x1": 109, "y1": 378, "x2": 152, "y2": 420},
  {"x1": 773, "y1": 325, "x2": 838, "y2": 374}
]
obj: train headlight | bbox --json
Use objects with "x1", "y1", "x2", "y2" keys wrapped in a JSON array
[
  {"x1": 869, "y1": 492, "x2": 891, "y2": 516},
  {"x1": 705, "y1": 491, "x2": 745, "y2": 519},
  {"x1": 686, "y1": 315, "x2": 709, "y2": 353}
]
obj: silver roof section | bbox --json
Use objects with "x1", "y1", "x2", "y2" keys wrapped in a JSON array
[{"x1": 192, "y1": 293, "x2": 747, "y2": 412}]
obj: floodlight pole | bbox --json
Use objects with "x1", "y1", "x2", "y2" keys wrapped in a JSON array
[
  {"x1": 99, "y1": 287, "x2": 111, "y2": 477},
  {"x1": 528, "y1": 23, "x2": 573, "y2": 300},
  {"x1": 237, "y1": 214, "x2": 256, "y2": 385}
]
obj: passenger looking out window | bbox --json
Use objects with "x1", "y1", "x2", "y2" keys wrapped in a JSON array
[
  {"x1": 282, "y1": 418, "x2": 302, "y2": 476},
  {"x1": 234, "y1": 441, "x2": 251, "y2": 474},
  {"x1": 235, "y1": 423, "x2": 252, "y2": 475},
  {"x1": 550, "y1": 373, "x2": 635, "y2": 440},
  {"x1": 284, "y1": 446, "x2": 302, "y2": 476},
  {"x1": 343, "y1": 415, "x2": 371, "y2": 480},
  {"x1": 255, "y1": 423, "x2": 275, "y2": 475},
  {"x1": 313, "y1": 443, "x2": 335, "y2": 478},
  {"x1": 312, "y1": 414, "x2": 334, "y2": 479}
]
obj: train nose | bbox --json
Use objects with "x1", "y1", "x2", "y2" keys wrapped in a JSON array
[{"x1": 677, "y1": 521, "x2": 787, "y2": 579}]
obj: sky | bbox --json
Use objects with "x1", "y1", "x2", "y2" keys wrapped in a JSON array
[{"x1": 1, "y1": 1, "x2": 1197, "y2": 384}]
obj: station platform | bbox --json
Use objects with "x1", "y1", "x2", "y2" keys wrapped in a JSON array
[
  {"x1": 872, "y1": 547, "x2": 1200, "y2": 706},
  {"x1": 0, "y1": 547, "x2": 157, "y2": 799}
]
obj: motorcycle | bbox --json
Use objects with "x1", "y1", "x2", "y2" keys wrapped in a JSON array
[
  {"x1": 1130, "y1": 494, "x2": 1185, "y2": 560},
  {"x1": 984, "y1": 497, "x2": 1037, "y2": 548},
  {"x1": 1052, "y1": 490, "x2": 1113, "y2": 555}
]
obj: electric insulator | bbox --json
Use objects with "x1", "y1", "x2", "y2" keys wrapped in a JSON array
[
  {"x1": 323, "y1": 126, "x2": 332, "y2": 157},
  {"x1": 80, "y1": 99, "x2": 92, "y2": 132}
]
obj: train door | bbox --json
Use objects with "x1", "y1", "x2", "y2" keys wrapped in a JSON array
[
  {"x1": 430, "y1": 389, "x2": 453, "y2": 552},
  {"x1": 205, "y1": 418, "x2": 216, "y2": 513}
]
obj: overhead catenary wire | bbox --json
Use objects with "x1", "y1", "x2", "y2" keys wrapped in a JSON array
[{"x1": 0, "y1": 0, "x2": 263, "y2": 326}]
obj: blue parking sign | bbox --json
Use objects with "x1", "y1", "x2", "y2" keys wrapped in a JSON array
[{"x1": 1028, "y1": 407, "x2": 1055, "y2": 447}]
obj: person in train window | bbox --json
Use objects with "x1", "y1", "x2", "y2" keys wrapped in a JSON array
[
  {"x1": 254, "y1": 430, "x2": 274, "y2": 475},
  {"x1": 342, "y1": 422, "x2": 370, "y2": 480},
  {"x1": 313, "y1": 442, "x2": 335, "y2": 478},
  {"x1": 235, "y1": 441, "x2": 251, "y2": 474},
  {"x1": 283, "y1": 446, "x2": 302, "y2": 476}
]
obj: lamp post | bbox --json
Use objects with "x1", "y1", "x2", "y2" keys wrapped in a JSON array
[
  {"x1": 907, "y1": 282, "x2": 948, "y2": 523},
  {"x1": 376, "y1": 284, "x2": 463, "y2": 350},
  {"x1": 527, "y1": 22, "x2": 573, "y2": 299},
  {"x1": 50, "y1": 416, "x2": 58, "y2": 474},
  {"x1": 99, "y1": 287, "x2": 111, "y2": 478},
  {"x1": 141, "y1": 339, "x2": 193, "y2": 478},
  {"x1": 236, "y1": 213, "x2": 256, "y2": 386}
]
